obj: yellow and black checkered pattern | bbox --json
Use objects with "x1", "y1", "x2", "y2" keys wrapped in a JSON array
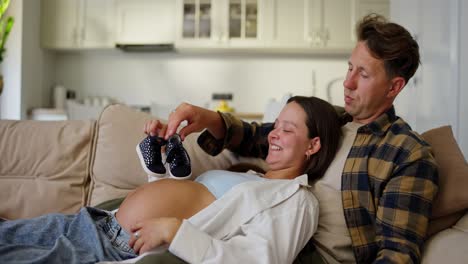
[{"x1": 198, "y1": 107, "x2": 438, "y2": 263}]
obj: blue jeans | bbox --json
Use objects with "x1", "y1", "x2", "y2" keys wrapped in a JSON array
[{"x1": 0, "y1": 207, "x2": 137, "y2": 264}]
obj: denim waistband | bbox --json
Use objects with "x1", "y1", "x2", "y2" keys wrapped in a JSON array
[{"x1": 90, "y1": 207, "x2": 136, "y2": 255}]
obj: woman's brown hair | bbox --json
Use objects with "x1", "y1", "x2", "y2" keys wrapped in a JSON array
[{"x1": 287, "y1": 96, "x2": 342, "y2": 182}]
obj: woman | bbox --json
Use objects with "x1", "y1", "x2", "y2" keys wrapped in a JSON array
[{"x1": 0, "y1": 96, "x2": 341, "y2": 264}]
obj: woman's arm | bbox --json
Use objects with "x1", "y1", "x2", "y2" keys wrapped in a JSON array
[{"x1": 169, "y1": 190, "x2": 318, "y2": 264}]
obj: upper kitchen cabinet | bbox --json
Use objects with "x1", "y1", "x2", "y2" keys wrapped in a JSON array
[
  {"x1": 356, "y1": 0, "x2": 389, "y2": 20},
  {"x1": 41, "y1": 0, "x2": 115, "y2": 49},
  {"x1": 115, "y1": 0, "x2": 176, "y2": 46},
  {"x1": 175, "y1": 0, "x2": 266, "y2": 49},
  {"x1": 264, "y1": 0, "x2": 389, "y2": 53}
]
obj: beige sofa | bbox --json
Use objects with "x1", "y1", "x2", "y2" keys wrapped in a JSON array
[{"x1": 1, "y1": 104, "x2": 467, "y2": 263}]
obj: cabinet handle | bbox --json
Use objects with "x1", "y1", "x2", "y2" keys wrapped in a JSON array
[
  {"x1": 81, "y1": 27, "x2": 86, "y2": 42},
  {"x1": 310, "y1": 31, "x2": 321, "y2": 46},
  {"x1": 322, "y1": 29, "x2": 330, "y2": 46},
  {"x1": 220, "y1": 32, "x2": 228, "y2": 43},
  {"x1": 73, "y1": 27, "x2": 79, "y2": 45}
]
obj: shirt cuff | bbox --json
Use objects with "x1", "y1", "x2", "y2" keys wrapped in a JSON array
[
  {"x1": 169, "y1": 220, "x2": 212, "y2": 263},
  {"x1": 197, "y1": 111, "x2": 244, "y2": 156}
]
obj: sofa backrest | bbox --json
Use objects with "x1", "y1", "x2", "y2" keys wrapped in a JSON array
[
  {"x1": 0, "y1": 119, "x2": 95, "y2": 219},
  {"x1": 88, "y1": 104, "x2": 267, "y2": 206},
  {"x1": 0, "y1": 104, "x2": 268, "y2": 219}
]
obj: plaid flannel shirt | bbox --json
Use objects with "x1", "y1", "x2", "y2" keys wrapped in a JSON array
[{"x1": 197, "y1": 106, "x2": 438, "y2": 264}]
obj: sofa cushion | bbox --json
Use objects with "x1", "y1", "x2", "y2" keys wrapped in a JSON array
[
  {"x1": 422, "y1": 211, "x2": 468, "y2": 264},
  {"x1": 421, "y1": 126, "x2": 468, "y2": 218},
  {"x1": 0, "y1": 119, "x2": 95, "y2": 219},
  {"x1": 453, "y1": 211, "x2": 468, "y2": 232},
  {"x1": 88, "y1": 104, "x2": 262, "y2": 206},
  {"x1": 427, "y1": 210, "x2": 466, "y2": 237}
]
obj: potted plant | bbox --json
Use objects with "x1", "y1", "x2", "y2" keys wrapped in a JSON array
[{"x1": 0, "y1": 0, "x2": 14, "y2": 95}]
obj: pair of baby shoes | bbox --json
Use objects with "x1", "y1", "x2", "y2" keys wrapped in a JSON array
[{"x1": 136, "y1": 134, "x2": 192, "y2": 180}]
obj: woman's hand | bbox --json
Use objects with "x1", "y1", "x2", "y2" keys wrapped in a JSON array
[{"x1": 129, "y1": 217, "x2": 182, "y2": 255}]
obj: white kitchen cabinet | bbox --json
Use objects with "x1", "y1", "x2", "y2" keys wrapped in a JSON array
[
  {"x1": 175, "y1": 0, "x2": 266, "y2": 49},
  {"x1": 357, "y1": 0, "x2": 390, "y2": 20},
  {"x1": 321, "y1": 0, "x2": 354, "y2": 49},
  {"x1": 264, "y1": 0, "x2": 388, "y2": 52},
  {"x1": 265, "y1": 0, "x2": 352, "y2": 49},
  {"x1": 115, "y1": 0, "x2": 175, "y2": 45},
  {"x1": 262, "y1": 0, "x2": 313, "y2": 48},
  {"x1": 41, "y1": 0, "x2": 79, "y2": 49},
  {"x1": 41, "y1": 0, "x2": 115, "y2": 49}
]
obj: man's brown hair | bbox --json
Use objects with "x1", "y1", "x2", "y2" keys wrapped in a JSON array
[{"x1": 357, "y1": 13, "x2": 420, "y2": 83}]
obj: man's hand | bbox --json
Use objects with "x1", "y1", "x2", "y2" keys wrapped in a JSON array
[
  {"x1": 165, "y1": 103, "x2": 226, "y2": 140},
  {"x1": 144, "y1": 119, "x2": 167, "y2": 137},
  {"x1": 129, "y1": 217, "x2": 182, "y2": 255}
]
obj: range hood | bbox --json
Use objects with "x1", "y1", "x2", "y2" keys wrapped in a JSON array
[
  {"x1": 115, "y1": 0, "x2": 175, "y2": 52},
  {"x1": 116, "y1": 44, "x2": 174, "y2": 52}
]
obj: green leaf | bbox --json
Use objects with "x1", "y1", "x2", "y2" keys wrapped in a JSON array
[{"x1": 0, "y1": 0, "x2": 11, "y2": 19}]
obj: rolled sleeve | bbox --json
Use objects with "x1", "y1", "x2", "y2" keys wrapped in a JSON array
[
  {"x1": 169, "y1": 220, "x2": 213, "y2": 263},
  {"x1": 197, "y1": 112, "x2": 272, "y2": 159},
  {"x1": 169, "y1": 189, "x2": 318, "y2": 264}
]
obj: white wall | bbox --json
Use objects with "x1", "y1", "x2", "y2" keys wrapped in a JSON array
[
  {"x1": 22, "y1": 0, "x2": 56, "y2": 118},
  {"x1": 459, "y1": 0, "x2": 468, "y2": 157},
  {"x1": 0, "y1": 0, "x2": 55, "y2": 120},
  {"x1": 53, "y1": 51, "x2": 348, "y2": 113},
  {"x1": 391, "y1": 0, "x2": 467, "y2": 157}
]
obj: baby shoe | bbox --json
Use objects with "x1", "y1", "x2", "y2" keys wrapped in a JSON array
[
  {"x1": 165, "y1": 134, "x2": 192, "y2": 180},
  {"x1": 136, "y1": 136, "x2": 167, "y2": 177}
]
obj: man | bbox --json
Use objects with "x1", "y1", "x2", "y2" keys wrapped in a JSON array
[{"x1": 152, "y1": 14, "x2": 438, "y2": 263}]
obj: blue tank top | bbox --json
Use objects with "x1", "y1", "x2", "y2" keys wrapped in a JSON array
[{"x1": 195, "y1": 170, "x2": 266, "y2": 199}]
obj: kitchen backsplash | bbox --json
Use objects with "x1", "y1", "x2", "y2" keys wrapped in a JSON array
[{"x1": 53, "y1": 50, "x2": 348, "y2": 115}]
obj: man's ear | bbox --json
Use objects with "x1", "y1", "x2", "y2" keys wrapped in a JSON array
[
  {"x1": 307, "y1": 137, "x2": 321, "y2": 156},
  {"x1": 387, "y1": 77, "x2": 406, "y2": 98}
]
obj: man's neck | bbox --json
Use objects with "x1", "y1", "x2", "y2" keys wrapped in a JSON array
[{"x1": 352, "y1": 106, "x2": 391, "y2": 124}]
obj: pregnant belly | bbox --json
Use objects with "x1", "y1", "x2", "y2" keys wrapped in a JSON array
[{"x1": 116, "y1": 179, "x2": 216, "y2": 233}]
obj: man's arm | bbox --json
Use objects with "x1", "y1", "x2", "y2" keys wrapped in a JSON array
[
  {"x1": 197, "y1": 112, "x2": 273, "y2": 159},
  {"x1": 374, "y1": 145, "x2": 438, "y2": 263},
  {"x1": 145, "y1": 102, "x2": 272, "y2": 159},
  {"x1": 164, "y1": 103, "x2": 226, "y2": 140}
]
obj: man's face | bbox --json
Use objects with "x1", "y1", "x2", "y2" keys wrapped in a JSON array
[{"x1": 343, "y1": 41, "x2": 394, "y2": 124}]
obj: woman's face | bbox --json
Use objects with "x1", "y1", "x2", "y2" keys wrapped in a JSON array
[{"x1": 266, "y1": 102, "x2": 313, "y2": 172}]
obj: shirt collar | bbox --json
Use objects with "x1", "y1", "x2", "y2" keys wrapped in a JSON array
[
  {"x1": 346, "y1": 106, "x2": 397, "y2": 137},
  {"x1": 296, "y1": 174, "x2": 310, "y2": 187}
]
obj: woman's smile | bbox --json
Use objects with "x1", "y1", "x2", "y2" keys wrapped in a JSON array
[{"x1": 269, "y1": 143, "x2": 282, "y2": 151}]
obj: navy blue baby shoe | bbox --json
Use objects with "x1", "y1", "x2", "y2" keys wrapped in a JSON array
[
  {"x1": 165, "y1": 134, "x2": 192, "y2": 180},
  {"x1": 136, "y1": 136, "x2": 167, "y2": 177}
]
